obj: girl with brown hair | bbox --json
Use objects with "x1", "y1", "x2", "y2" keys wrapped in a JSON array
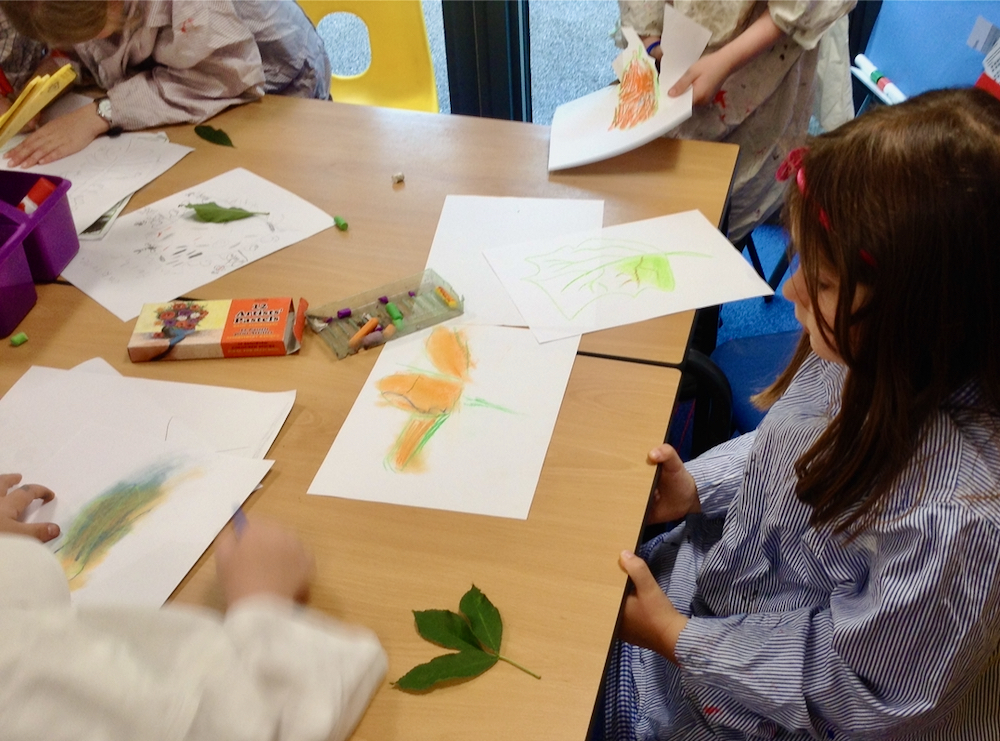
[{"x1": 605, "y1": 87, "x2": 1000, "y2": 740}]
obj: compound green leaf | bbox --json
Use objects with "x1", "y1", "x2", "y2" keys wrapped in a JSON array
[
  {"x1": 394, "y1": 650, "x2": 498, "y2": 691},
  {"x1": 194, "y1": 125, "x2": 234, "y2": 147},
  {"x1": 413, "y1": 609, "x2": 481, "y2": 651},
  {"x1": 183, "y1": 202, "x2": 267, "y2": 223},
  {"x1": 459, "y1": 584, "x2": 503, "y2": 654}
]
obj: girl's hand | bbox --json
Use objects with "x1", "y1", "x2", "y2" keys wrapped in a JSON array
[
  {"x1": 215, "y1": 517, "x2": 315, "y2": 610},
  {"x1": 646, "y1": 444, "x2": 700, "y2": 523},
  {"x1": 618, "y1": 550, "x2": 687, "y2": 662},
  {"x1": 4, "y1": 102, "x2": 109, "y2": 168},
  {"x1": 0, "y1": 473, "x2": 60, "y2": 543},
  {"x1": 668, "y1": 51, "x2": 732, "y2": 106}
]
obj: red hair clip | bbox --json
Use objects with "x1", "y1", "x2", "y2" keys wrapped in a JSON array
[{"x1": 777, "y1": 147, "x2": 831, "y2": 232}]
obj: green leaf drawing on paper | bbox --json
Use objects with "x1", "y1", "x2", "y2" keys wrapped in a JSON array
[
  {"x1": 183, "y1": 202, "x2": 268, "y2": 223},
  {"x1": 194, "y1": 125, "x2": 234, "y2": 147},
  {"x1": 394, "y1": 585, "x2": 540, "y2": 692},
  {"x1": 522, "y1": 237, "x2": 710, "y2": 320}
]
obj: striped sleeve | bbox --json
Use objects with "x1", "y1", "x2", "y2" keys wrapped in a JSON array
[
  {"x1": 685, "y1": 431, "x2": 756, "y2": 518},
  {"x1": 673, "y1": 504, "x2": 1000, "y2": 738},
  {"x1": 102, "y1": 1, "x2": 265, "y2": 130}
]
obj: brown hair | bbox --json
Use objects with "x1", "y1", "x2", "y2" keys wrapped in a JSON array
[
  {"x1": 760, "y1": 88, "x2": 1000, "y2": 533},
  {"x1": 0, "y1": 1, "x2": 116, "y2": 48}
]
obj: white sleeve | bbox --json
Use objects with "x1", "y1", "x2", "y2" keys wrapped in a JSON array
[{"x1": 0, "y1": 536, "x2": 387, "y2": 741}]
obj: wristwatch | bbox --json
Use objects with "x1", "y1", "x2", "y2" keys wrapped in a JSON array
[{"x1": 94, "y1": 96, "x2": 122, "y2": 137}]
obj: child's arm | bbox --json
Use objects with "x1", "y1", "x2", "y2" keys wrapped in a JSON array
[
  {"x1": 5, "y1": 2, "x2": 266, "y2": 168},
  {"x1": 0, "y1": 523, "x2": 387, "y2": 741},
  {"x1": 666, "y1": 11, "x2": 784, "y2": 106},
  {"x1": 672, "y1": 509, "x2": 1000, "y2": 737}
]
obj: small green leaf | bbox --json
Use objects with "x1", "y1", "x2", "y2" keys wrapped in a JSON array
[
  {"x1": 394, "y1": 650, "x2": 498, "y2": 691},
  {"x1": 413, "y1": 609, "x2": 481, "y2": 651},
  {"x1": 460, "y1": 585, "x2": 503, "y2": 653},
  {"x1": 194, "y1": 125, "x2": 234, "y2": 147},
  {"x1": 183, "y1": 202, "x2": 267, "y2": 223}
]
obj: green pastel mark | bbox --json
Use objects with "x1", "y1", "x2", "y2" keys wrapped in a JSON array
[
  {"x1": 465, "y1": 397, "x2": 517, "y2": 414},
  {"x1": 522, "y1": 237, "x2": 709, "y2": 320},
  {"x1": 57, "y1": 462, "x2": 178, "y2": 585},
  {"x1": 614, "y1": 254, "x2": 675, "y2": 291}
]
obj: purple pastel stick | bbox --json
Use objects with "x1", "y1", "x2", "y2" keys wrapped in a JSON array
[
  {"x1": 378, "y1": 296, "x2": 389, "y2": 304},
  {"x1": 337, "y1": 308, "x2": 352, "y2": 319}
]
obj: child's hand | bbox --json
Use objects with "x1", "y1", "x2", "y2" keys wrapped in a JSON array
[
  {"x1": 215, "y1": 516, "x2": 315, "y2": 609},
  {"x1": 668, "y1": 51, "x2": 732, "y2": 106},
  {"x1": 646, "y1": 444, "x2": 700, "y2": 523},
  {"x1": 0, "y1": 473, "x2": 60, "y2": 543},
  {"x1": 618, "y1": 550, "x2": 688, "y2": 662},
  {"x1": 5, "y1": 102, "x2": 109, "y2": 168}
]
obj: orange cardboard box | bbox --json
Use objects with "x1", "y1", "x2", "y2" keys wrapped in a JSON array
[{"x1": 128, "y1": 297, "x2": 307, "y2": 362}]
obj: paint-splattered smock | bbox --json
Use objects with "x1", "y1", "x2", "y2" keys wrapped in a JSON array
[
  {"x1": 70, "y1": 0, "x2": 331, "y2": 132},
  {"x1": 604, "y1": 351, "x2": 1000, "y2": 740},
  {"x1": 617, "y1": 1, "x2": 855, "y2": 240},
  {"x1": 0, "y1": 534, "x2": 386, "y2": 741}
]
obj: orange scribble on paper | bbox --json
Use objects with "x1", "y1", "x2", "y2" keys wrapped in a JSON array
[
  {"x1": 377, "y1": 327, "x2": 473, "y2": 472},
  {"x1": 611, "y1": 52, "x2": 659, "y2": 130}
]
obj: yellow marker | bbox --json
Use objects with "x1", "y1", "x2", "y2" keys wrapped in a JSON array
[
  {"x1": 348, "y1": 317, "x2": 379, "y2": 351},
  {"x1": 435, "y1": 285, "x2": 458, "y2": 309}
]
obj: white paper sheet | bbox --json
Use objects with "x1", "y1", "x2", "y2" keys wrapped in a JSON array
[
  {"x1": 20, "y1": 426, "x2": 271, "y2": 606},
  {"x1": 0, "y1": 366, "x2": 207, "y2": 474},
  {"x1": 69, "y1": 358, "x2": 295, "y2": 459},
  {"x1": 308, "y1": 322, "x2": 579, "y2": 519},
  {"x1": 425, "y1": 195, "x2": 604, "y2": 326},
  {"x1": 1, "y1": 97, "x2": 193, "y2": 234},
  {"x1": 61, "y1": 168, "x2": 333, "y2": 321},
  {"x1": 484, "y1": 210, "x2": 773, "y2": 343},
  {"x1": 547, "y1": 7, "x2": 712, "y2": 171}
]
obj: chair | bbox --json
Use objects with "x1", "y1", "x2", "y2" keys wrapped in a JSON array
[
  {"x1": 679, "y1": 330, "x2": 802, "y2": 457},
  {"x1": 296, "y1": 0, "x2": 439, "y2": 113}
]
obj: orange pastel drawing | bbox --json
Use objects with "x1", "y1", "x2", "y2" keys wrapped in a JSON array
[
  {"x1": 377, "y1": 327, "x2": 473, "y2": 472},
  {"x1": 611, "y1": 51, "x2": 658, "y2": 130}
]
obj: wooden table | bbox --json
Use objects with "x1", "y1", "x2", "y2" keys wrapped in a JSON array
[{"x1": 0, "y1": 96, "x2": 737, "y2": 741}]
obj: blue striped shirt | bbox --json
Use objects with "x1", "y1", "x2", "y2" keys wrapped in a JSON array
[{"x1": 606, "y1": 352, "x2": 1000, "y2": 740}]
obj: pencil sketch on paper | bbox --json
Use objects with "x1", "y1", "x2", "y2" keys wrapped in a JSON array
[
  {"x1": 611, "y1": 49, "x2": 659, "y2": 130},
  {"x1": 522, "y1": 237, "x2": 709, "y2": 320},
  {"x1": 376, "y1": 327, "x2": 514, "y2": 472},
  {"x1": 56, "y1": 460, "x2": 198, "y2": 588}
]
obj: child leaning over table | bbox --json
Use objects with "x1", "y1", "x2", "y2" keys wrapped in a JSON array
[
  {"x1": 603, "y1": 87, "x2": 1000, "y2": 740},
  {"x1": 0, "y1": 472, "x2": 386, "y2": 741},
  {"x1": 0, "y1": 0, "x2": 331, "y2": 168}
]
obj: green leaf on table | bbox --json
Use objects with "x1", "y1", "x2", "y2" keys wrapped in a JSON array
[
  {"x1": 414, "y1": 609, "x2": 481, "y2": 651},
  {"x1": 194, "y1": 125, "x2": 234, "y2": 147},
  {"x1": 183, "y1": 202, "x2": 267, "y2": 223},
  {"x1": 459, "y1": 584, "x2": 503, "y2": 653},
  {"x1": 394, "y1": 585, "x2": 540, "y2": 693},
  {"x1": 395, "y1": 650, "x2": 498, "y2": 691}
]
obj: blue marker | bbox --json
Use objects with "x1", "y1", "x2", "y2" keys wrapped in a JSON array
[{"x1": 233, "y1": 507, "x2": 248, "y2": 536}]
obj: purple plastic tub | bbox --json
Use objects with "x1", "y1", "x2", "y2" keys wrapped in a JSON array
[
  {"x1": 0, "y1": 171, "x2": 77, "y2": 282},
  {"x1": 0, "y1": 219, "x2": 37, "y2": 338}
]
